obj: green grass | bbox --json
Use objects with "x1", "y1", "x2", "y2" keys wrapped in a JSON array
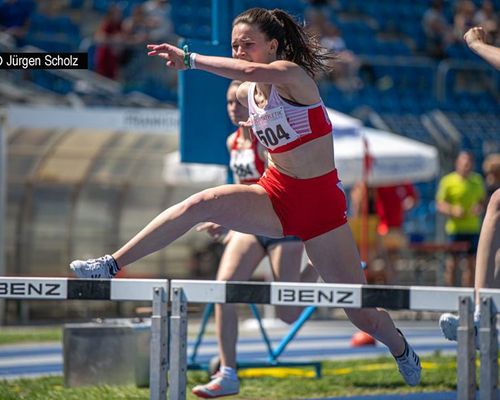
[
  {"x1": 0, "y1": 355, "x2": 460, "y2": 399},
  {"x1": 0, "y1": 326, "x2": 62, "y2": 345}
]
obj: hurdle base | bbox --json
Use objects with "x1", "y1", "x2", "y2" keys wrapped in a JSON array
[{"x1": 63, "y1": 318, "x2": 151, "y2": 388}]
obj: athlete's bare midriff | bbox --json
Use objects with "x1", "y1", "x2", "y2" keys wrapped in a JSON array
[{"x1": 267, "y1": 134, "x2": 336, "y2": 179}]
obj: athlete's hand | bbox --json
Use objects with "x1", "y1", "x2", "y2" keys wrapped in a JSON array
[
  {"x1": 196, "y1": 222, "x2": 229, "y2": 241},
  {"x1": 238, "y1": 117, "x2": 253, "y2": 128},
  {"x1": 464, "y1": 27, "x2": 486, "y2": 51},
  {"x1": 147, "y1": 43, "x2": 186, "y2": 70}
]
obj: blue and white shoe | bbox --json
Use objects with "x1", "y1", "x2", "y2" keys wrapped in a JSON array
[
  {"x1": 439, "y1": 313, "x2": 479, "y2": 349},
  {"x1": 394, "y1": 329, "x2": 421, "y2": 386},
  {"x1": 70, "y1": 255, "x2": 120, "y2": 279},
  {"x1": 439, "y1": 313, "x2": 460, "y2": 341},
  {"x1": 192, "y1": 372, "x2": 240, "y2": 398}
]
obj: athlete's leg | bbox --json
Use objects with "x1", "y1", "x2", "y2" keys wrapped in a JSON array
[
  {"x1": 267, "y1": 241, "x2": 306, "y2": 323},
  {"x1": 304, "y1": 223, "x2": 405, "y2": 355},
  {"x1": 305, "y1": 223, "x2": 421, "y2": 385},
  {"x1": 440, "y1": 189, "x2": 500, "y2": 345},
  {"x1": 215, "y1": 232, "x2": 266, "y2": 368},
  {"x1": 474, "y1": 189, "x2": 500, "y2": 302},
  {"x1": 112, "y1": 184, "x2": 283, "y2": 268},
  {"x1": 300, "y1": 259, "x2": 319, "y2": 283}
]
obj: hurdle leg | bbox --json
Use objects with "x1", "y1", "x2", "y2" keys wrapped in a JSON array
[
  {"x1": 169, "y1": 287, "x2": 188, "y2": 400},
  {"x1": 457, "y1": 296, "x2": 476, "y2": 400},
  {"x1": 150, "y1": 286, "x2": 168, "y2": 400},
  {"x1": 479, "y1": 297, "x2": 498, "y2": 400},
  {"x1": 189, "y1": 303, "x2": 214, "y2": 365},
  {"x1": 272, "y1": 306, "x2": 316, "y2": 359}
]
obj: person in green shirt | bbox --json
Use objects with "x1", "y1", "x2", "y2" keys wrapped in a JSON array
[{"x1": 436, "y1": 151, "x2": 486, "y2": 286}]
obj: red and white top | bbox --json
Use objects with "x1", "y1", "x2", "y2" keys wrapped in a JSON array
[
  {"x1": 229, "y1": 128, "x2": 266, "y2": 184},
  {"x1": 247, "y1": 82, "x2": 332, "y2": 153}
]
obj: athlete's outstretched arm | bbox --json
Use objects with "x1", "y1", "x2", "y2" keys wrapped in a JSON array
[{"x1": 146, "y1": 43, "x2": 309, "y2": 86}]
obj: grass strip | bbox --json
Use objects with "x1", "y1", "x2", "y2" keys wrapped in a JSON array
[{"x1": 0, "y1": 355, "x2": 461, "y2": 399}]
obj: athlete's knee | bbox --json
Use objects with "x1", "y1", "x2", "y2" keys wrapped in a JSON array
[
  {"x1": 181, "y1": 188, "x2": 222, "y2": 219},
  {"x1": 216, "y1": 270, "x2": 237, "y2": 281},
  {"x1": 346, "y1": 309, "x2": 381, "y2": 335}
]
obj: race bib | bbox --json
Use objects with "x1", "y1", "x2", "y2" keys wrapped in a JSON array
[
  {"x1": 250, "y1": 106, "x2": 299, "y2": 151},
  {"x1": 230, "y1": 149, "x2": 261, "y2": 182}
]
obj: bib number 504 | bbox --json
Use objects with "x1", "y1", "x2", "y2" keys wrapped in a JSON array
[{"x1": 256, "y1": 124, "x2": 290, "y2": 146}]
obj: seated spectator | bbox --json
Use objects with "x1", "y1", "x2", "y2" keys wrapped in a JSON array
[
  {"x1": 422, "y1": 0, "x2": 454, "y2": 59},
  {"x1": 307, "y1": 9, "x2": 361, "y2": 91},
  {"x1": 94, "y1": 4, "x2": 124, "y2": 80},
  {"x1": 143, "y1": 0, "x2": 175, "y2": 42},
  {"x1": 0, "y1": 0, "x2": 35, "y2": 46},
  {"x1": 453, "y1": 0, "x2": 477, "y2": 41}
]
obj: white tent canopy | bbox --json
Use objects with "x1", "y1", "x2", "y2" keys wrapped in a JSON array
[
  {"x1": 163, "y1": 108, "x2": 439, "y2": 187},
  {"x1": 334, "y1": 126, "x2": 438, "y2": 186}
]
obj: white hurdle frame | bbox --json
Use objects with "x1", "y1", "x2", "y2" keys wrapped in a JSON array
[
  {"x1": 169, "y1": 280, "x2": 483, "y2": 400},
  {"x1": 0, "y1": 277, "x2": 169, "y2": 400},
  {"x1": 479, "y1": 289, "x2": 500, "y2": 400}
]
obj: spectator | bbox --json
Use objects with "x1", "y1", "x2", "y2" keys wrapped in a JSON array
[
  {"x1": 422, "y1": 0, "x2": 454, "y2": 59},
  {"x1": 349, "y1": 182, "x2": 379, "y2": 270},
  {"x1": 94, "y1": 4, "x2": 124, "y2": 80},
  {"x1": 0, "y1": 0, "x2": 35, "y2": 46},
  {"x1": 143, "y1": 0, "x2": 175, "y2": 42},
  {"x1": 436, "y1": 151, "x2": 486, "y2": 287},
  {"x1": 453, "y1": 0, "x2": 477, "y2": 41},
  {"x1": 307, "y1": 9, "x2": 361, "y2": 91},
  {"x1": 122, "y1": 4, "x2": 153, "y2": 83},
  {"x1": 374, "y1": 183, "x2": 419, "y2": 283}
]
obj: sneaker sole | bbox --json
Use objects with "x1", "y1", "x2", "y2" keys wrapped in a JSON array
[{"x1": 192, "y1": 389, "x2": 239, "y2": 399}]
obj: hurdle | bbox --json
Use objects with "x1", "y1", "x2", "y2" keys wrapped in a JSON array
[
  {"x1": 0, "y1": 277, "x2": 169, "y2": 400},
  {"x1": 169, "y1": 280, "x2": 486, "y2": 400},
  {"x1": 478, "y1": 289, "x2": 500, "y2": 400}
]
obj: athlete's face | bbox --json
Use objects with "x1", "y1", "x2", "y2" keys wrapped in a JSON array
[
  {"x1": 226, "y1": 84, "x2": 247, "y2": 126},
  {"x1": 231, "y1": 23, "x2": 278, "y2": 63}
]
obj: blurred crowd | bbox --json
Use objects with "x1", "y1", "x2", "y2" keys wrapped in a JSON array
[
  {"x1": 422, "y1": 0, "x2": 499, "y2": 59},
  {"x1": 92, "y1": 0, "x2": 176, "y2": 80},
  {"x1": 1, "y1": 0, "x2": 497, "y2": 87}
]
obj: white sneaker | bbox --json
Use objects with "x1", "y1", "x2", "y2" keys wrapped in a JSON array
[
  {"x1": 439, "y1": 313, "x2": 479, "y2": 349},
  {"x1": 394, "y1": 329, "x2": 421, "y2": 386},
  {"x1": 192, "y1": 372, "x2": 240, "y2": 398},
  {"x1": 70, "y1": 255, "x2": 119, "y2": 279}
]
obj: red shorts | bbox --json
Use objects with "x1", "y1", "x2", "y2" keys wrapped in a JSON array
[{"x1": 257, "y1": 167, "x2": 348, "y2": 241}]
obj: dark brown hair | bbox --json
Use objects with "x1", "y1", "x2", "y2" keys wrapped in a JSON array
[{"x1": 233, "y1": 7, "x2": 334, "y2": 77}]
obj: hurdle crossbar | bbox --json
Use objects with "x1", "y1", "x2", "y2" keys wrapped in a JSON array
[
  {"x1": 0, "y1": 277, "x2": 169, "y2": 400},
  {"x1": 171, "y1": 280, "x2": 473, "y2": 311},
  {"x1": 170, "y1": 280, "x2": 479, "y2": 400}
]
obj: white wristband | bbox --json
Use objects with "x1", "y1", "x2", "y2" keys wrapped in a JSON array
[{"x1": 190, "y1": 52, "x2": 198, "y2": 69}]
